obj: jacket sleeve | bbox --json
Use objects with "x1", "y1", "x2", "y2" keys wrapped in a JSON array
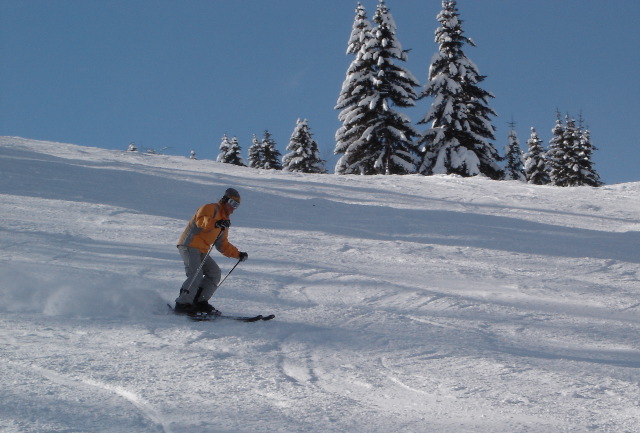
[{"x1": 215, "y1": 230, "x2": 241, "y2": 259}]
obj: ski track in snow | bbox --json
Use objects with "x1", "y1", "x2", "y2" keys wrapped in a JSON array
[
  {"x1": 16, "y1": 361, "x2": 174, "y2": 433},
  {"x1": 80, "y1": 379, "x2": 174, "y2": 433},
  {"x1": 1, "y1": 137, "x2": 640, "y2": 433}
]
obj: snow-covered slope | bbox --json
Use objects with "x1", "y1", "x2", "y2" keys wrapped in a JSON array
[{"x1": 1, "y1": 136, "x2": 639, "y2": 433}]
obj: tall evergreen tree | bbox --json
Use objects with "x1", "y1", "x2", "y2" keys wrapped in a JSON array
[
  {"x1": 503, "y1": 128, "x2": 526, "y2": 181},
  {"x1": 335, "y1": 0, "x2": 420, "y2": 175},
  {"x1": 260, "y1": 130, "x2": 282, "y2": 170},
  {"x1": 418, "y1": 0, "x2": 502, "y2": 179},
  {"x1": 335, "y1": 3, "x2": 373, "y2": 174},
  {"x1": 335, "y1": 3, "x2": 376, "y2": 174},
  {"x1": 283, "y1": 119, "x2": 326, "y2": 173},
  {"x1": 217, "y1": 134, "x2": 246, "y2": 166},
  {"x1": 523, "y1": 127, "x2": 550, "y2": 185}
]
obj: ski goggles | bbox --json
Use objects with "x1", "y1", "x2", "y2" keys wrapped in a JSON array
[{"x1": 227, "y1": 198, "x2": 240, "y2": 209}]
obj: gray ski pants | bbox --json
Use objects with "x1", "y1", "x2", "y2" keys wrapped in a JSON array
[{"x1": 175, "y1": 246, "x2": 221, "y2": 305}]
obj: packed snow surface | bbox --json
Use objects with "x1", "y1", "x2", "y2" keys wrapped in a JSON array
[{"x1": 1, "y1": 137, "x2": 639, "y2": 433}]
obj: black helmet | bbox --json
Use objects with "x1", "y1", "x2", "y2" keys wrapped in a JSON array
[{"x1": 222, "y1": 188, "x2": 241, "y2": 207}]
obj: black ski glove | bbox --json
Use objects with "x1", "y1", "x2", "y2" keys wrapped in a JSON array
[
  {"x1": 239, "y1": 252, "x2": 248, "y2": 262},
  {"x1": 215, "y1": 219, "x2": 230, "y2": 230}
]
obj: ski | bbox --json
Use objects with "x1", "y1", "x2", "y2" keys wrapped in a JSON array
[
  {"x1": 193, "y1": 313, "x2": 275, "y2": 323},
  {"x1": 168, "y1": 304, "x2": 274, "y2": 322}
]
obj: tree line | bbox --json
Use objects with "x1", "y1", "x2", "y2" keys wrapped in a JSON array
[
  {"x1": 506, "y1": 113, "x2": 601, "y2": 187},
  {"x1": 214, "y1": 0, "x2": 601, "y2": 186},
  {"x1": 216, "y1": 118, "x2": 326, "y2": 174}
]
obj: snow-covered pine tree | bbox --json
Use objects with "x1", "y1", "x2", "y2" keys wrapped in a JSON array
[
  {"x1": 548, "y1": 114, "x2": 583, "y2": 187},
  {"x1": 503, "y1": 128, "x2": 526, "y2": 181},
  {"x1": 260, "y1": 130, "x2": 282, "y2": 170},
  {"x1": 335, "y1": 2, "x2": 374, "y2": 174},
  {"x1": 547, "y1": 114, "x2": 568, "y2": 186},
  {"x1": 217, "y1": 134, "x2": 246, "y2": 166},
  {"x1": 229, "y1": 136, "x2": 247, "y2": 166},
  {"x1": 523, "y1": 127, "x2": 550, "y2": 185},
  {"x1": 248, "y1": 134, "x2": 264, "y2": 169},
  {"x1": 565, "y1": 118, "x2": 584, "y2": 186},
  {"x1": 418, "y1": 0, "x2": 502, "y2": 179},
  {"x1": 283, "y1": 118, "x2": 326, "y2": 173},
  {"x1": 335, "y1": 0, "x2": 420, "y2": 175},
  {"x1": 548, "y1": 114, "x2": 602, "y2": 187},
  {"x1": 217, "y1": 134, "x2": 231, "y2": 162},
  {"x1": 574, "y1": 125, "x2": 602, "y2": 186},
  {"x1": 549, "y1": 115, "x2": 602, "y2": 187}
]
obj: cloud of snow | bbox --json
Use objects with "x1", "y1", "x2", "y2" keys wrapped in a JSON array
[{"x1": 0, "y1": 264, "x2": 167, "y2": 318}]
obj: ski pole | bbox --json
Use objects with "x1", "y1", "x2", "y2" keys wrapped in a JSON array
[{"x1": 216, "y1": 258, "x2": 241, "y2": 290}]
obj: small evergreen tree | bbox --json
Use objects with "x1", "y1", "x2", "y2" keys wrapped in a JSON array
[
  {"x1": 574, "y1": 127, "x2": 602, "y2": 186},
  {"x1": 563, "y1": 118, "x2": 584, "y2": 186},
  {"x1": 217, "y1": 134, "x2": 246, "y2": 166},
  {"x1": 523, "y1": 128, "x2": 550, "y2": 185},
  {"x1": 503, "y1": 128, "x2": 526, "y2": 181},
  {"x1": 260, "y1": 130, "x2": 282, "y2": 170},
  {"x1": 418, "y1": 0, "x2": 501, "y2": 179},
  {"x1": 229, "y1": 136, "x2": 247, "y2": 166},
  {"x1": 248, "y1": 134, "x2": 264, "y2": 169},
  {"x1": 547, "y1": 113, "x2": 601, "y2": 187},
  {"x1": 283, "y1": 119, "x2": 326, "y2": 173},
  {"x1": 547, "y1": 113, "x2": 568, "y2": 186},
  {"x1": 217, "y1": 134, "x2": 231, "y2": 161},
  {"x1": 548, "y1": 114, "x2": 587, "y2": 187}
]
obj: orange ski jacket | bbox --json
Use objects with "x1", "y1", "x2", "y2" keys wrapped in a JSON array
[{"x1": 177, "y1": 202, "x2": 240, "y2": 258}]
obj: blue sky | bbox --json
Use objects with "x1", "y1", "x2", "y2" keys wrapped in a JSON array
[{"x1": 1, "y1": 0, "x2": 638, "y2": 184}]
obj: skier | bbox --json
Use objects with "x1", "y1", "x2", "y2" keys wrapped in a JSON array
[{"x1": 174, "y1": 188, "x2": 248, "y2": 315}]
